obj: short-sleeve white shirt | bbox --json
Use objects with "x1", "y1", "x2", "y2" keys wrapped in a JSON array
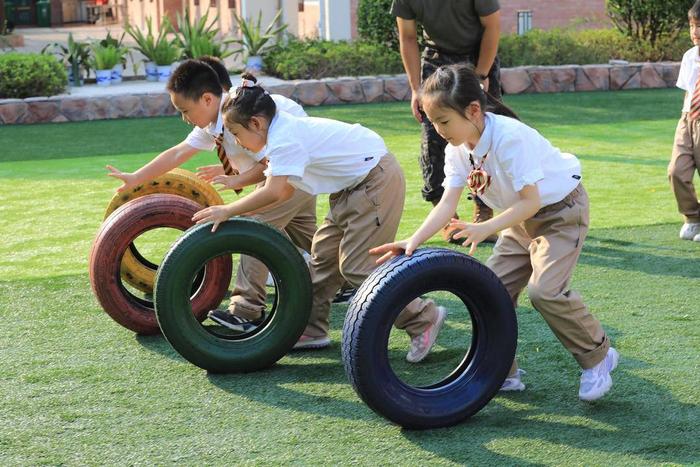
[
  {"x1": 442, "y1": 113, "x2": 582, "y2": 211},
  {"x1": 677, "y1": 46, "x2": 700, "y2": 112},
  {"x1": 184, "y1": 92, "x2": 307, "y2": 172},
  {"x1": 262, "y1": 112, "x2": 388, "y2": 195}
]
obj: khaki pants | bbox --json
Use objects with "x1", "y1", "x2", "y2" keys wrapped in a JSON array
[
  {"x1": 669, "y1": 113, "x2": 700, "y2": 223},
  {"x1": 228, "y1": 188, "x2": 317, "y2": 320},
  {"x1": 486, "y1": 184, "x2": 609, "y2": 370},
  {"x1": 305, "y1": 153, "x2": 438, "y2": 338}
]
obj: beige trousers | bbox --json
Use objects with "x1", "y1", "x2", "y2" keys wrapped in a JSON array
[
  {"x1": 486, "y1": 184, "x2": 609, "y2": 370},
  {"x1": 228, "y1": 188, "x2": 317, "y2": 320},
  {"x1": 305, "y1": 153, "x2": 438, "y2": 338},
  {"x1": 669, "y1": 113, "x2": 700, "y2": 223}
]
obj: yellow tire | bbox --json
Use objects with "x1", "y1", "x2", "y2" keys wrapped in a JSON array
[{"x1": 103, "y1": 168, "x2": 224, "y2": 294}]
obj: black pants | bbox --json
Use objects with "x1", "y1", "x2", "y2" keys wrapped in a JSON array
[{"x1": 419, "y1": 47, "x2": 501, "y2": 203}]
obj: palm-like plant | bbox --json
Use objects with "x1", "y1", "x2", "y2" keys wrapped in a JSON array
[
  {"x1": 124, "y1": 17, "x2": 174, "y2": 63},
  {"x1": 41, "y1": 33, "x2": 92, "y2": 86},
  {"x1": 90, "y1": 43, "x2": 121, "y2": 71},
  {"x1": 231, "y1": 10, "x2": 288, "y2": 58},
  {"x1": 175, "y1": 7, "x2": 236, "y2": 59}
]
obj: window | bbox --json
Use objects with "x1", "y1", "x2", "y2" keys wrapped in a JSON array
[{"x1": 517, "y1": 10, "x2": 532, "y2": 35}]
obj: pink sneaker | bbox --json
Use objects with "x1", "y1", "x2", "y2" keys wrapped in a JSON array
[
  {"x1": 406, "y1": 306, "x2": 447, "y2": 363},
  {"x1": 292, "y1": 334, "x2": 331, "y2": 350}
]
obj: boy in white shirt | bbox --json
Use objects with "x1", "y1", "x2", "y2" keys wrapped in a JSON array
[
  {"x1": 670, "y1": 0, "x2": 700, "y2": 242},
  {"x1": 372, "y1": 64, "x2": 618, "y2": 401},
  {"x1": 107, "y1": 59, "x2": 317, "y2": 331}
]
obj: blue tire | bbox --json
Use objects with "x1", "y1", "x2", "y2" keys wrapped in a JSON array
[{"x1": 341, "y1": 248, "x2": 517, "y2": 429}]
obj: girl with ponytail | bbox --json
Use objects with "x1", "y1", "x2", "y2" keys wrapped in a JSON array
[{"x1": 371, "y1": 63, "x2": 619, "y2": 402}]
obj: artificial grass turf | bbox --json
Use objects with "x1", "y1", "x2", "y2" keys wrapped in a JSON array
[{"x1": 0, "y1": 89, "x2": 698, "y2": 465}]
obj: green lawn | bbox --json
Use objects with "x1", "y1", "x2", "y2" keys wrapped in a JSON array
[{"x1": 1, "y1": 89, "x2": 699, "y2": 465}]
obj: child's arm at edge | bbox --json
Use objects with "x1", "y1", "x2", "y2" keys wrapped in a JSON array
[{"x1": 106, "y1": 141, "x2": 200, "y2": 192}]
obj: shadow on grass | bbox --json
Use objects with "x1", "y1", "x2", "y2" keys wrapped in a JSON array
[
  {"x1": 402, "y1": 353, "x2": 700, "y2": 465},
  {"x1": 580, "y1": 225, "x2": 700, "y2": 279},
  {"x1": 134, "y1": 334, "x2": 183, "y2": 362}
]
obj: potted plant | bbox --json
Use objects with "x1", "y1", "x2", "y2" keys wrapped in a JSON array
[
  {"x1": 41, "y1": 33, "x2": 91, "y2": 87},
  {"x1": 174, "y1": 7, "x2": 237, "y2": 60},
  {"x1": 90, "y1": 43, "x2": 121, "y2": 86},
  {"x1": 152, "y1": 39, "x2": 181, "y2": 82},
  {"x1": 125, "y1": 17, "x2": 174, "y2": 81},
  {"x1": 231, "y1": 10, "x2": 287, "y2": 73},
  {"x1": 100, "y1": 31, "x2": 129, "y2": 84}
]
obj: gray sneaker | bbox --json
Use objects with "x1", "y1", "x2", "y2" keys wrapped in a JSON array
[
  {"x1": 406, "y1": 306, "x2": 447, "y2": 363},
  {"x1": 207, "y1": 309, "x2": 264, "y2": 332},
  {"x1": 500, "y1": 369, "x2": 526, "y2": 392},
  {"x1": 680, "y1": 222, "x2": 700, "y2": 240},
  {"x1": 579, "y1": 347, "x2": 619, "y2": 401}
]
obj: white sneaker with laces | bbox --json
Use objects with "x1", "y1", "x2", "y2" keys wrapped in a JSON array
[
  {"x1": 500, "y1": 368, "x2": 526, "y2": 392},
  {"x1": 579, "y1": 347, "x2": 619, "y2": 401},
  {"x1": 406, "y1": 306, "x2": 447, "y2": 363},
  {"x1": 680, "y1": 222, "x2": 700, "y2": 240}
]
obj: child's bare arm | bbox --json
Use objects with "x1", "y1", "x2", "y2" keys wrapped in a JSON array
[
  {"x1": 451, "y1": 184, "x2": 540, "y2": 254},
  {"x1": 370, "y1": 187, "x2": 463, "y2": 264},
  {"x1": 107, "y1": 141, "x2": 200, "y2": 192},
  {"x1": 210, "y1": 161, "x2": 267, "y2": 192},
  {"x1": 192, "y1": 175, "x2": 295, "y2": 232}
]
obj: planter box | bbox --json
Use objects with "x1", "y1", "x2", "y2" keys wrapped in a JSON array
[{"x1": 2, "y1": 34, "x2": 24, "y2": 47}]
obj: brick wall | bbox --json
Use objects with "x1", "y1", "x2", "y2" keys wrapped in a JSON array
[
  {"x1": 347, "y1": 0, "x2": 611, "y2": 38},
  {"x1": 499, "y1": 0, "x2": 610, "y2": 34}
]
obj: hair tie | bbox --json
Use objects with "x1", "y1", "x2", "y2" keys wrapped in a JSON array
[{"x1": 241, "y1": 78, "x2": 256, "y2": 89}]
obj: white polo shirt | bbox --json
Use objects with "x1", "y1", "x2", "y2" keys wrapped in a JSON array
[
  {"x1": 442, "y1": 112, "x2": 581, "y2": 211},
  {"x1": 184, "y1": 92, "x2": 307, "y2": 173},
  {"x1": 676, "y1": 46, "x2": 700, "y2": 112},
  {"x1": 262, "y1": 111, "x2": 388, "y2": 195}
]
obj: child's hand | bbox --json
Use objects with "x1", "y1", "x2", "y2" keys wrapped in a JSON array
[
  {"x1": 106, "y1": 165, "x2": 139, "y2": 192},
  {"x1": 449, "y1": 219, "x2": 494, "y2": 255},
  {"x1": 212, "y1": 174, "x2": 244, "y2": 192},
  {"x1": 369, "y1": 238, "x2": 420, "y2": 265},
  {"x1": 192, "y1": 205, "x2": 233, "y2": 233},
  {"x1": 196, "y1": 164, "x2": 225, "y2": 182}
]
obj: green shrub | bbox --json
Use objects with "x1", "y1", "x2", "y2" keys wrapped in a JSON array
[
  {"x1": 607, "y1": 0, "x2": 690, "y2": 47},
  {"x1": 357, "y1": 0, "x2": 398, "y2": 50},
  {"x1": 0, "y1": 53, "x2": 67, "y2": 98},
  {"x1": 499, "y1": 28, "x2": 688, "y2": 67},
  {"x1": 264, "y1": 38, "x2": 403, "y2": 80}
]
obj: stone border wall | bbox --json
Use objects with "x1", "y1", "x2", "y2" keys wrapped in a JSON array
[{"x1": 0, "y1": 62, "x2": 681, "y2": 125}]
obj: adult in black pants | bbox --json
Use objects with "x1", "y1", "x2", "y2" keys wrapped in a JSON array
[{"x1": 392, "y1": 0, "x2": 502, "y2": 242}]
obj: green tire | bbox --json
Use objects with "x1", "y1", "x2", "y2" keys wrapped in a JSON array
[{"x1": 154, "y1": 218, "x2": 312, "y2": 372}]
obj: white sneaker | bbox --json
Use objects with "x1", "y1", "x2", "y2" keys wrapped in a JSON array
[
  {"x1": 579, "y1": 347, "x2": 619, "y2": 401},
  {"x1": 500, "y1": 369, "x2": 526, "y2": 392},
  {"x1": 693, "y1": 233, "x2": 700, "y2": 243},
  {"x1": 406, "y1": 306, "x2": 447, "y2": 363},
  {"x1": 680, "y1": 222, "x2": 700, "y2": 240}
]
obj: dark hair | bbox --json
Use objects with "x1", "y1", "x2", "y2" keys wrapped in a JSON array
[
  {"x1": 690, "y1": 0, "x2": 700, "y2": 21},
  {"x1": 197, "y1": 55, "x2": 233, "y2": 91},
  {"x1": 420, "y1": 64, "x2": 519, "y2": 120},
  {"x1": 166, "y1": 59, "x2": 223, "y2": 101},
  {"x1": 222, "y1": 73, "x2": 277, "y2": 129}
]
